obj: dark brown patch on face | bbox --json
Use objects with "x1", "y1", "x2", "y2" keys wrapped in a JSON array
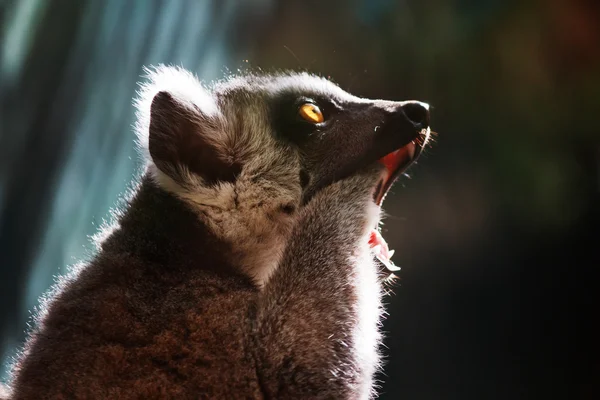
[{"x1": 268, "y1": 87, "x2": 428, "y2": 204}]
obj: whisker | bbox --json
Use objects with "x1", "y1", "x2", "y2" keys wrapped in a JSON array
[{"x1": 283, "y1": 45, "x2": 301, "y2": 65}]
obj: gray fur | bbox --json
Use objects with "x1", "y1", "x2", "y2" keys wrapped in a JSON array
[{"x1": 4, "y1": 66, "x2": 430, "y2": 399}]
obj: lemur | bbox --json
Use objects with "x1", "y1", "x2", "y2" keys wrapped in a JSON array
[{"x1": 2, "y1": 66, "x2": 431, "y2": 399}]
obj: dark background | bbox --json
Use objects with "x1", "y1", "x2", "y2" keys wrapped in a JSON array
[{"x1": 1, "y1": 0, "x2": 598, "y2": 398}]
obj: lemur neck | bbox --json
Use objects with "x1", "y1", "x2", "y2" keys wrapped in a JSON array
[
  {"x1": 101, "y1": 174, "x2": 237, "y2": 275},
  {"x1": 132, "y1": 169, "x2": 293, "y2": 288}
]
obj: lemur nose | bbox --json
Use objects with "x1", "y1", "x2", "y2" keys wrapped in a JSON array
[{"x1": 400, "y1": 101, "x2": 430, "y2": 130}]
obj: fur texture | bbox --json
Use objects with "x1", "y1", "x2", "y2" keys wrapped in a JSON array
[{"x1": 5, "y1": 66, "x2": 431, "y2": 399}]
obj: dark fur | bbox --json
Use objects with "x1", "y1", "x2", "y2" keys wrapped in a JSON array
[
  {"x1": 9, "y1": 177, "x2": 261, "y2": 399},
  {"x1": 254, "y1": 168, "x2": 383, "y2": 398},
  {"x1": 4, "y1": 67, "x2": 430, "y2": 399},
  {"x1": 7, "y1": 169, "x2": 380, "y2": 399}
]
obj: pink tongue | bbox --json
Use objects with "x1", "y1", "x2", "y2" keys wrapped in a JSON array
[{"x1": 369, "y1": 230, "x2": 400, "y2": 272}]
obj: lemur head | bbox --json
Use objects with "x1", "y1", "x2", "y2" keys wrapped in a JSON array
[{"x1": 135, "y1": 66, "x2": 430, "y2": 286}]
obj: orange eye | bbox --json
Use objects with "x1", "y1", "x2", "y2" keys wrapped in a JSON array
[{"x1": 299, "y1": 103, "x2": 324, "y2": 123}]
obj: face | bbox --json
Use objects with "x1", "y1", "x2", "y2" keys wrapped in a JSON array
[
  {"x1": 141, "y1": 67, "x2": 430, "y2": 220},
  {"x1": 211, "y1": 73, "x2": 431, "y2": 208}
]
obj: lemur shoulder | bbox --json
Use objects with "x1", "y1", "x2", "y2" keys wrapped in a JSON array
[{"x1": 3, "y1": 66, "x2": 431, "y2": 399}]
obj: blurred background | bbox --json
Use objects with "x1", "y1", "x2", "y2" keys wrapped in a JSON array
[{"x1": 1, "y1": 0, "x2": 598, "y2": 398}]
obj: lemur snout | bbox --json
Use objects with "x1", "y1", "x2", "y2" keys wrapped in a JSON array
[
  {"x1": 372, "y1": 100, "x2": 431, "y2": 205},
  {"x1": 399, "y1": 101, "x2": 430, "y2": 131},
  {"x1": 374, "y1": 100, "x2": 430, "y2": 153}
]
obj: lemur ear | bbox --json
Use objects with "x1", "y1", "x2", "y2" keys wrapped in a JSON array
[{"x1": 148, "y1": 91, "x2": 240, "y2": 186}]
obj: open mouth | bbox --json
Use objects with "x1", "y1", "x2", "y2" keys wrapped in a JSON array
[
  {"x1": 369, "y1": 127, "x2": 430, "y2": 272},
  {"x1": 373, "y1": 142, "x2": 417, "y2": 206},
  {"x1": 373, "y1": 127, "x2": 429, "y2": 205}
]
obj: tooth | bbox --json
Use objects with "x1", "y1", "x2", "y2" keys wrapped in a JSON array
[
  {"x1": 377, "y1": 255, "x2": 401, "y2": 272},
  {"x1": 388, "y1": 249, "x2": 395, "y2": 258},
  {"x1": 386, "y1": 263, "x2": 401, "y2": 272},
  {"x1": 372, "y1": 244, "x2": 382, "y2": 255}
]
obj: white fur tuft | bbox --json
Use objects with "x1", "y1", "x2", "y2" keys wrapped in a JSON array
[
  {"x1": 134, "y1": 65, "x2": 221, "y2": 161},
  {"x1": 354, "y1": 202, "x2": 384, "y2": 399}
]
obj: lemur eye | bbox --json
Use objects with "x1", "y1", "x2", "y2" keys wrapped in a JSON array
[{"x1": 298, "y1": 103, "x2": 324, "y2": 124}]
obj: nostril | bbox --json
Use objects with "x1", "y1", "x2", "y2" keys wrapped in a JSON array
[{"x1": 401, "y1": 102, "x2": 430, "y2": 129}]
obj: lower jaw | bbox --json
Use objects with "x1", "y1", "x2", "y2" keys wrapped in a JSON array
[{"x1": 370, "y1": 138, "x2": 424, "y2": 272}]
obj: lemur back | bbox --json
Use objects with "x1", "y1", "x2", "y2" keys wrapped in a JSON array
[{"x1": 3, "y1": 66, "x2": 431, "y2": 399}]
